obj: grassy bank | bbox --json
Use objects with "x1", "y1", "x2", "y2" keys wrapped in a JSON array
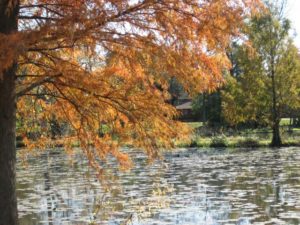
[
  {"x1": 175, "y1": 122, "x2": 300, "y2": 148},
  {"x1": 17, "y1": 120, "x2": 300, "y2": 149}
]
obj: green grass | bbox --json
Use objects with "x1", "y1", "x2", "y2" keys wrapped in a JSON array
[
  {"x1": 280, "y1": 118, "x2": 291, "y2": 126},
  {"x1": 186, "y1": 122, "x2": 203, "y2": 129},
  {"x1": 177, "y1": 121, "x2": 300, "y2": 149},
  {"x1": 176, "y1": 134, "x2": 294, "y2": 149},
  {"x1": 186, "y1": 118, "x2": 292, "y2": 129}
]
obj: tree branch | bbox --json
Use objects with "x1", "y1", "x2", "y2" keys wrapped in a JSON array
[{"x1": 16, "y1": 74, "x2": 61, "y2": 98}]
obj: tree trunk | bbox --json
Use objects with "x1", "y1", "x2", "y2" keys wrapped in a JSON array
[
  {"x1": 0, "y1": 1, "x2": 19, "y2": 224},
  {"x1": 271, "y1": 120, "x2": 281, "y2": 147},
  {"x1": 270, "y1": 53, "x2": 282, "y2": 147},
  {"x1": 202, "y1": 93, "x2": 206, "y2": 125}
]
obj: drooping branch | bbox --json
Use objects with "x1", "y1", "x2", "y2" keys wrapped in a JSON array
[
  {"x1": 16, "y1": 74, "x2": 61, "y2": 98},
  {"x1": 19, "y1": 15, "x2": 60, "y2": 20}
]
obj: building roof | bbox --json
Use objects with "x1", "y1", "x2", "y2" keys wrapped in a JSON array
[{"x1": 176, "y1": 101, "x2": 192, "y2": 110}]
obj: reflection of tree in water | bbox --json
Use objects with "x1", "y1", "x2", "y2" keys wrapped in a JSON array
[
  {"x1": 87, "y1": 155, "x2": 177, "y2": 224},
  {"x1": 227, "y1": 150, "x2": 300, "y2": 223},
  {"x1": 43, "y1": 169, "x2": 53, "y2": 225},
  {"x1": 17, "y1": 148, "x2": 300, "y2": 225},
  {"x1": 42, "y1": 153, "x2": 73, "y2": 224},
  {"x1": 37, "y1": 151, "x2": 103, "y2": 224}
]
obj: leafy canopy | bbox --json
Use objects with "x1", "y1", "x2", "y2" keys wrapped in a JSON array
[
  {"x1": 222, "y1": 2, "x2": 300, "y2": 126},
  {"x1": 1, "y1": 0, "x2": 259, "y2": 171}
]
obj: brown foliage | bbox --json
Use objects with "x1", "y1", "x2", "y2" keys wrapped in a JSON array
[{"x1": 1, "y1": 0, "x2": 260, "y2": 171}]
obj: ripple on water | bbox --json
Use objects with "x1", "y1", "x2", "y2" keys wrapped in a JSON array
[{"x1": 17, "y1": 147, "x2": 300, "y2": 224}]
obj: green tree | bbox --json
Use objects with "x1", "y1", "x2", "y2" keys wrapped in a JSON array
[
  {"x1": 168, "y1": 77, "x2": 184, "y2": 105},
  {"x1": 192, "y1": 91, "x2": 223, "y2": 126},
  {"x1": 222, "y1": 1, "x2": 300, "y2": 146}
]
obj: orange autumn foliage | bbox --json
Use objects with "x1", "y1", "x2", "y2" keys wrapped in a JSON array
[{"x1": 1, "y1": 0, "x2": 260, "y2": 171}]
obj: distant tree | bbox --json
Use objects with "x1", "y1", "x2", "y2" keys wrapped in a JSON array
[
  {"x1": 168, "y1": 77, "x2": 184, "y2": 105},
  {"x1": 192, "y1": 91, "x2": 223, "y2": 126},
  {"x1": 222, "y1": 1, "x2": 300, "y2": 146}
]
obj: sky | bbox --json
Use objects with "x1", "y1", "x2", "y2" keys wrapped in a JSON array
[{"x1": 286, "y1": 0, "x2": 300, "y2": 48}]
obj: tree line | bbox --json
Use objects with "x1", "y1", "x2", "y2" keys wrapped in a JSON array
[{"x1": 173, "y1": 1, "x2": 300, "y2": 147}]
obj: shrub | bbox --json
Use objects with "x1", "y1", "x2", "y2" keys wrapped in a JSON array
[
  {"x1": 189, "y1": 140, "x2": 198, "y2": 147},
  {"x1": 237, "y1": 137, "x2": 260, "y2": 148},
  {"x1": 210, "y1": 136, "x2": 228, "y2": 148}
]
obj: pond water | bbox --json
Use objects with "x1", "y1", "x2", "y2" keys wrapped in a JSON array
[{"x1": 17, "y1": 147, "x2": 300, "y2": 225}]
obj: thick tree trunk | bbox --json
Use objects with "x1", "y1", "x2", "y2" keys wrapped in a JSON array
[
  {"x1": 270, "y1": 53, "x2": 282, "y2": 147},
  {"x1": 271, "y1": 120, "x2": 281, "y2": 147},
  {"x1": 0, "y1": 65, "x2": 18, "y2": 225},
  {"x1": 0, "y1": 1, "x2": 19, "y2": 224}
]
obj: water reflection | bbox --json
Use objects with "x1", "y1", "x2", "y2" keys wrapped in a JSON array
[{"x1": 17, "y1": 148, "x2": 300, "y2": 224}]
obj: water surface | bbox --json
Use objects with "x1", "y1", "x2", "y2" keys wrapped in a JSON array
[{"x1": 17, "y1": 148, "x2": 300, "y2": 224}]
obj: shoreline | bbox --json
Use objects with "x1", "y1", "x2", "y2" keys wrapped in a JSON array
[{"x1": 175, "y1": 136, "x2": 300, "y2": 149}]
